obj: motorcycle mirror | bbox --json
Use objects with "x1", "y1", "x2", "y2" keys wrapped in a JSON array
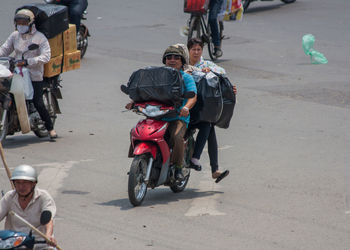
[
  {"x1": 183, "y1": 91, "x2": 195, "y2": 99},
  {"x1": 40, "y1": 210, "x2": 52, "y2": 225},
  {"x1": 28, "y1": 44, "x2": 39, "y2": 51},
  {"x1": 120, "y1": 84, "x2": 129, "y2": 95}
]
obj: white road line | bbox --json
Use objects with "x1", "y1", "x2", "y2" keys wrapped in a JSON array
[
  {"x1": 185, "y1": 171, "x2": 225, "y2": 217},
  {"x1": 34, "y1": 159, "x2": 93, "y2": 198},
  {"x1": 203, "y1": 145, "x2": 232, "y2": 152}
]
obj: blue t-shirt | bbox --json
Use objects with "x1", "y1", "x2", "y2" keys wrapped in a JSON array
[{"x1": 162, "y1": 70, "x2": 197, "y2": 125}]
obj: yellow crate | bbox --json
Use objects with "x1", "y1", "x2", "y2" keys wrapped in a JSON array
[
  {"x1": 63, "y1": 24, "x2": 77, "y2": 54},
  {"x1": 63, "y1": 50, "x2": 81, "y2": 73},
  {"x1": 44, "y1": 56, "x2": 63, "y2": 77},
  {"x1": 48, "y1": 33, "x2": 63, "y2": 58}
]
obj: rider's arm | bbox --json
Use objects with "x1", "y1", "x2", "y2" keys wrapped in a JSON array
[
  {"x1": 26, "y1": 35, "x2": 51, "y2": 66},
  {"x1": 0, "y1": 191, "x2": 14, "y2": 222},
  {"x1": 45, "y1": 219, "x2": 57, "y2": 246},
  {"x1": 0, "y1": 32, "x2": 16, "y2": 57}
]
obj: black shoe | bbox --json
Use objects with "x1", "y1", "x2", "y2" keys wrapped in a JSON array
[
  {"x1": 175, "y1": 168, "x2": 184, "y2": 181},
  {"x1": 189, "y1": 161, "x2": 202, "y2": 171},
  {"x1": 214, "y1": 48, "x2": 223, "y2": 58}
]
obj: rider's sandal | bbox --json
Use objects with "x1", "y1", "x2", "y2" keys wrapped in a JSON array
[
  {"x1": 214, "y1": 170, "x2": 229, "y2": 183},
  {"x1": 49, "y1": 131, "x2": 58, "y2": 139}
]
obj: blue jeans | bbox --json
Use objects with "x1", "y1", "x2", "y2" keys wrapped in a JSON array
[
  {"x1": 208, "y1": 0, "x2": 223, "y2": 47},
  {"x1": 60, "y1": 0, "x2": 88, "y2": 32}
]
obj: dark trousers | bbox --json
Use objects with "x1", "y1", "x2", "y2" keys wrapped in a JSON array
[
  {"x1": 32, "y1": 81, "x2": 53, "y2": 131},
  {"x1": 208, "y1": 0, "x2": 224, "y2": 47},
  {"x1": 61, "y1": 0, "x2": 88, "y2": 32},
  {"x1": 191, "y1": 122, "x2": 218, "y2": 173}
]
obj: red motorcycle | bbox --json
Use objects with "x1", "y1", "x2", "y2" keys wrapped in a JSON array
[{"x1": 122, "y1": 90, "x2": 196, "y2": 206}]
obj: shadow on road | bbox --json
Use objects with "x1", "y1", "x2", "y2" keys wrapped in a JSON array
[
  {"x1": 244, "y1": 3, "x2": 283, "y2": 14},
  {"x1": 97, "y1": 188, "x2": 224, "y2": 210},
  {"x1": 2, "y1": 135, "x2": 54, "y2": 149}
]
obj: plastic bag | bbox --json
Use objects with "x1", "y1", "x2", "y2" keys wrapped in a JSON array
[
  {"x1": 302, "y1": 34, "x2": 328, "y2": 64},
  {"x1": 15, "y1": 67, "x2": 34, "y2": 100},
  {"x1": 0, "y1": 64, "x2": 12, "y2": 78},
  {"x1": 190, "y1": 72, "x2": 223, "y2": 124},
  {"x1": 125, "y1": 66, "x2": 184, "y2": 106},
  {"x1": 215, "y1": 74, "x2": 236, "y2": 129}
]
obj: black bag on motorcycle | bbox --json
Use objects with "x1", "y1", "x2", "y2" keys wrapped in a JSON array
[
  {"x1": 215, "y1": 75, "x2": 236, "y2": 129},
  {"x1": 16, "y1": 3, "x2": 69, "y2": 39},
  {"x1": 190, "y1": 72, "x2": 223, "y2": 124},
  {"x1": 125, "y1": 66, "x2": 184, "y2": 106}
]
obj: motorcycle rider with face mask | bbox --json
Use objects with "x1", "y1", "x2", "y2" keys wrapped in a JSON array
[
  {"x1": 0, "y1": 9, "x2": 57, "y2": 139},
  {"x1": 0, "y1": 165, "x2": 57, "y2": 249}
]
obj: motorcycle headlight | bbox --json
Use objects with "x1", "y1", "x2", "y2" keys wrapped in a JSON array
[
  {"x1": 0, "y1": 236, "x2": 25, "y2": 249},
  {"x1": 141, "y1": 105, "x2": 169, "y2": 117}
]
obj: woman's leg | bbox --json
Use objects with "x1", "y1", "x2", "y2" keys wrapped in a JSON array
[
  {"x1": 32, "y1": 81, "x2": 53, "y2": 132},
  {"x1": 207, "y1": 125, "x2": 219, "y2": 173},
  {"x1": 208, "y1": 125, "x2": 230, "y2": 182},
  {"x1": 192, "y1": 122, "x2": 211, "y2": 160}
]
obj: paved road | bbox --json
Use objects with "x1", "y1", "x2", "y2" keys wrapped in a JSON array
[{"x1": 0, "y1": 0, "x2": 349, "y2": 249}]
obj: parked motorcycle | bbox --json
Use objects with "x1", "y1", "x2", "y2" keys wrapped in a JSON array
[
  {"x1": 44, "y1": 0, "x2": 90, "y2": 58},
  {"x1": 0, "y1": 44, "x2": 62, "y2": 142},
  {"x1": 242, "y1": 0, "x2": 296, "y2": 11},
  {"x1": 121, "y1": 86, "x2": 196, "y2": 206},
  {"x1": 0, "y1": 210, "x2": 60, "y2": 250}
]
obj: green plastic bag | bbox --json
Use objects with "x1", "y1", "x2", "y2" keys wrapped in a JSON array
[{"x1": 302, "y1": 34, "x2": 328, "y2": 64}]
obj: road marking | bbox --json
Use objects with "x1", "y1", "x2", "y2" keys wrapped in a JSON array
[
  {"x1": 34, "y1": 159, "x2": 93, "y2": 198},
  {"x1": 185, "y1": 171, "x2": 225, "y2": 217},
  {"x1": 203, "y1": 145, "x2": 232, "y2": 152}
]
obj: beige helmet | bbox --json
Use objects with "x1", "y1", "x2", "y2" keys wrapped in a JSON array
[
  {"x1": 11, "y1": 164, "x2": 38, "y2": 182},
  {"x1": 14, "y1": 9, "x2": 35, "y2": 25},
  {"x1": 162, "y1": 44, "x2": 187, "y2": 66}
]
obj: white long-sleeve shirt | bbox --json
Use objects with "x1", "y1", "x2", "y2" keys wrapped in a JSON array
[{"x1": 0, "y1": 25, "x2": 51, "y2": 81}]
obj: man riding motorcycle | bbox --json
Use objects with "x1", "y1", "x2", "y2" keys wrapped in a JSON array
[
  {"x1": 0, "y1": 165, "x2": 57, "y2": 249},
  {"x1": 0, "y1": 9, "x2": 57, "y2": 139},
  {"x1": 126, "y1": 45, "x2": 197, "y2": 180}
]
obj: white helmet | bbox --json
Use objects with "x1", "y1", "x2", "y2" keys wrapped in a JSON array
[
  {"x1": 11, "y1": 164, "x2": 37, "y2": 182},
  {"x1": 14, "y1": 9, "x2": 35, "y2": 25}
]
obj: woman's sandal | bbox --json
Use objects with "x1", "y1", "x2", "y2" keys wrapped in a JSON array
[
  {"x1": 214, "y1": 170, "x2": 229, "y2": 183},
  {"x1": 189, "y1": 161, "x2": 202, "y2": 171}
]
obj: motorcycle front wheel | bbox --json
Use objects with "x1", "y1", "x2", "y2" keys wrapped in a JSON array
[
  {"x1": 128, "y1": 155, "x2": 148, "y2": 206},
  {"x1": 0, "y1": 107, "x2": 8, "y2": 142},
  {"x1": 33, "y1": 91, "x2": 57, "y2": 138}
]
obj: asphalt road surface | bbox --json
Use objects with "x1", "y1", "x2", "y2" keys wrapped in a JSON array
[{"x1": 0, "y1": 0, "x2": 349, "y2": 249}]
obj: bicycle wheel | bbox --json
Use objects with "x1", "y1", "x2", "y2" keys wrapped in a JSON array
[
  {"x1": 207, "y1": 26, "x2": 216, "y2": 61},
  {"x1": 187, "y1": 15, "x2": 202, "y2": 41}
]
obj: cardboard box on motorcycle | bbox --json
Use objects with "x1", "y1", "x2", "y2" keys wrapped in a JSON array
[{"x1": 44, "y1": 24, "x2": 80, "y2": 77}]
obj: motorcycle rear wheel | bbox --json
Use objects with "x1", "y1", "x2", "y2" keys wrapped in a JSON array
[
  {"x1": 170, "y1": 172, "x2": 190, "y2": 193},
  {"x1": 33, "y1": 91, "x2": 57, "y2": 138},
  {"x1": 128, "y1": 155, "x2": 148, "y2": 206},
  {"x1": 78, "y1": 25, "x2": 88, "y2": 59},
  {"x1": 0, "y1": 107, "x2": 8, "y2": 142}
]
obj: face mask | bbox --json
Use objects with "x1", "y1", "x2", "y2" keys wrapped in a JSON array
[{"x1": 17, "y1": 25, "x2": 30, "y2": 34}]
